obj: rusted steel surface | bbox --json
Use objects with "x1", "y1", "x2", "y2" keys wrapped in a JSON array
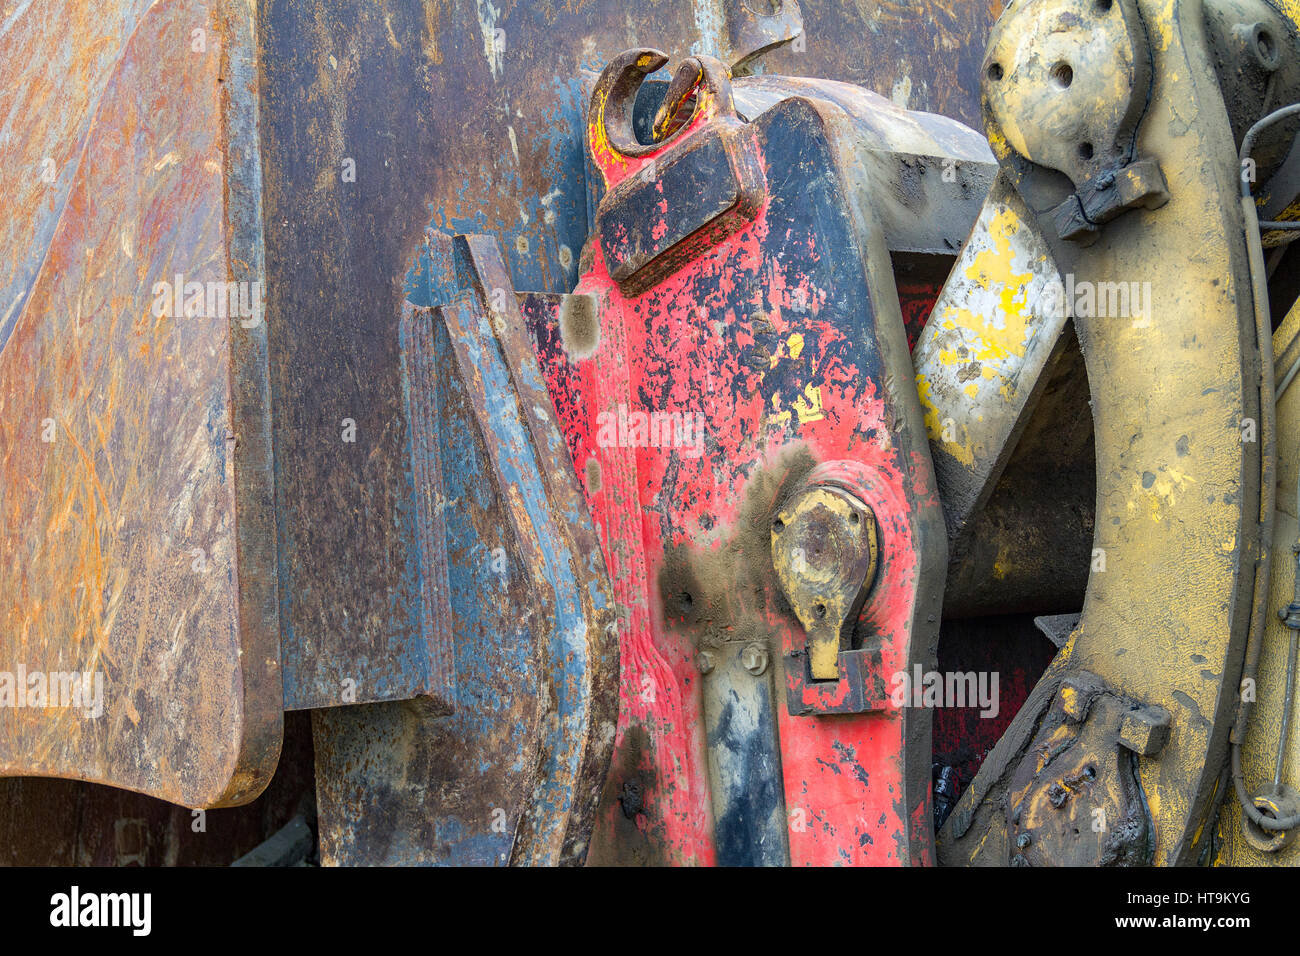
[
  {"x1": 255, "y1": 0, "x2": 998, "y2": 713},
  {"x1": 0, "y1": 0, "x2": 1000, "y2": 856},
  {"x1": 0, "y1": 0, "x2": 280, "y2": 807},
  {"x1": 312, "y1": 235, "x2": 618, "y2": 866},
  {"x1": 0, "y1": 0, "x2": 151, "y2": 345},
  {"x1": 520, "y1": 51, "x2": 995, "y2": 866}
]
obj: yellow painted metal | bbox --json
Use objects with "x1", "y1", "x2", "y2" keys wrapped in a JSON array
[
  {"x1": 1218, "y1": 299, "x2": 1300, "y2": 864},
  {"x1": 771, "y1": 487, "x2": 878, "y2": 681},
  {"x1": 914, "y1": 173, "x2": 1068, "y2": 543},
  {"x1": 941, "y1": 0, "x2": 1268, "y2": 866},
  {"x1": 1212, "y1": 0, "x2": 1300, "y2": 865}
]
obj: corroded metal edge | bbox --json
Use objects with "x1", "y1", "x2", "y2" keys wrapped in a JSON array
[{"x1": 213, "y1": 0, "x2": 284, "y2": 807}]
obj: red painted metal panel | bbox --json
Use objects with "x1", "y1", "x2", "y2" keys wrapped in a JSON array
[{"x1": 529, "y1": 52, "x2": 958, "y2": 864}]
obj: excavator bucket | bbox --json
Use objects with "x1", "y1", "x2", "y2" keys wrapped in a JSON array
[{"x1": 0, "y1": 0, "x2": 281, "y2": 810}]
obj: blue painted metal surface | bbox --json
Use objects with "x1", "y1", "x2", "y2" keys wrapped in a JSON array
[{"x1": 311, "y1": 235, "x2": 618, "y2": 865}]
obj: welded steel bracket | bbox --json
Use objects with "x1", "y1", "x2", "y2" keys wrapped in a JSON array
[
  {"x1": 983, "y1": 0, "x2": 1169, "y2": 243},
  {"x1": 311, "y1": 234, "x2": 619, "y2": 866},
  {"x1": 773, "y1": 462, "x2": 897, "y2": 715},
  {"x1": 1007, "y1": 671, "x2": 1169, "y2": 866}
]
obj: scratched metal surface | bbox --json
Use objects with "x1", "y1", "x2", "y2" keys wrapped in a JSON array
[
  {"x1": 256, "y1": 0, "x2": 997, "y2": 711},
  {"x1": 521, "y1": 64, "x2": 990, "y2": 865},
  {"x1": 0, "y1": 0, "x2": 281, "y2": 807},
  {"x1": 313, "y1": 235, "x2": 618, "y2": 865},
  {"x1": 0, "y1": 0, "x2": 996, "y2": 830}
]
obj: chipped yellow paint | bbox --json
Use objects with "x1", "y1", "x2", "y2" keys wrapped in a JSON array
[
  {"x1": 927, "y1": 208, "x2": 1035, "y2": 375},
  {"x1": 1148, "y1": 0, "x2": 1176, "y2": 53},
  {"x1": 952, "y1": 207, "x2": 1034, "y2": 360},
  {"x1": 793, "y1": 384, "x2": 824, "y2": 424},
  {"x1": 1277, "y1": 298, "x2": 1300, "y2": 376},
  {"x1": 1059, "y1": 682, "x2": 1080, "y2": 716},
  {"x1": 916, "y1": 204, "x2": 1037, "y2": 466},
  {"x1": 768, "y1": 383, "x2": 825, "y2": 426},
  {"x1": 787, "y1": 332, "x2": 804, "y2": 360},
  {"x1": 589, "y1": 89, "x2": 626, "y2": 181},
  {"x1": 1146, "y1": 785, "x2": 1162, "y2": 821},
  {"x1": 916, "y1": 374, "x2": 974, "y2": 466},
  {"x1": 1130, "y1": 467, "x2": 1198, "y2": 521}
]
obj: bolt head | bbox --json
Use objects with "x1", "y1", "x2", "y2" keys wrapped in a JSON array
[
  {"x1": 697, "y1": 650, "x2": 715, "y2": 675},
  {"x1": 741, "y1": 643, "x2": 769, "y2": 676},
  {"x1": 1118, "y1": 706, "x2": 1171, "y2": 756}
]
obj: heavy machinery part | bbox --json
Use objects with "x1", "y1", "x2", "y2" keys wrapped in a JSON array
[
  {"x1": 931, "y1": 615, "x2": 1060, "y2": 811},
  {"x1": 940, "y1": 326, "x2": 1097, "y2": 617},
  {"x1": 524, "y1": 48, "x2": 996, "y2": 867},
  {"x1": 0, "y1": 0, "x2": 281, "y2": 808},
  {"x1": 774, "y1": 463, "x2": 917, "y2": 716},
  {"x1": 984, "y1": 0, "x2": 1170, "y2": 243},
  {"x1": 311, "y1": 235, "x2": 618, "y2": 866},
  {"x1": 1035, "y1": 614, "x2": 1082, "y2": 650},
  {"x1": 914, "y1": 174, "x2": 1070, "y2": 548},
  {"x1": 230, "y1": 815, "x2": 316, "y2": 867},
  {"x1": 727, "y1": 0, "x2": 805, "y2": 75},
  {"x1": 0, "y1": 0, "x2": 999, "y2": 858},
  {"x1": 256, "y1": 0, "x2": 997, "y2": 720},
  {"x1": 698, "y1": 638, "x2": 790, "y2": 866},
  {"x1": 1205, "y1": 0, "x2": 1300, "y2": 188},
  {"x1": 0, "y1": 0, "x2": 1007, "y2": 859},
  {"x1": 0, "y1": 710, "x2": 316, "y2": 866},
  {"x1": 940, "y1": 0, "x2": 1274, "y2": 866},
  {"x1": 1007, "y1": 672, "x2": 1171, "y2": 866},
  {"x1": 912, "y1": 174, "x2": 1100, "y2": 617},
  {"x1": 1219, "y1": 299, "x2": 1300, "y2": 862},
  {"x1": 771, "y1": 466, "x2": 881, "y2": 682}
]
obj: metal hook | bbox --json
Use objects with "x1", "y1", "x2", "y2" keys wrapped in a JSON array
[{"x1": 589, "y1": 49, "x2": 736, "y2": 160}]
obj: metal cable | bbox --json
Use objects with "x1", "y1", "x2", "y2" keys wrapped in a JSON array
[
  {"x1": 1245, "y1": 105, "x2": 1300, "y2": 400},
  {"x1": 1231, "y1": 105, "x2": 1300, "y2": 829},
  {"x1": 1239, "y1": 102, "x2": 1300, "y2": 200}
]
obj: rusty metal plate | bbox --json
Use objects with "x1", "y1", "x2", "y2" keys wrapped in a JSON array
[
  {"x1": 313, "y1": 235, "x2": 618, "y2": 865},
  {"x1": 0, "y1": 0, "x2": 280, "y2": 807},
  {"x1": 255, "y1": 0, "x2": 998, "y2": 713}
]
